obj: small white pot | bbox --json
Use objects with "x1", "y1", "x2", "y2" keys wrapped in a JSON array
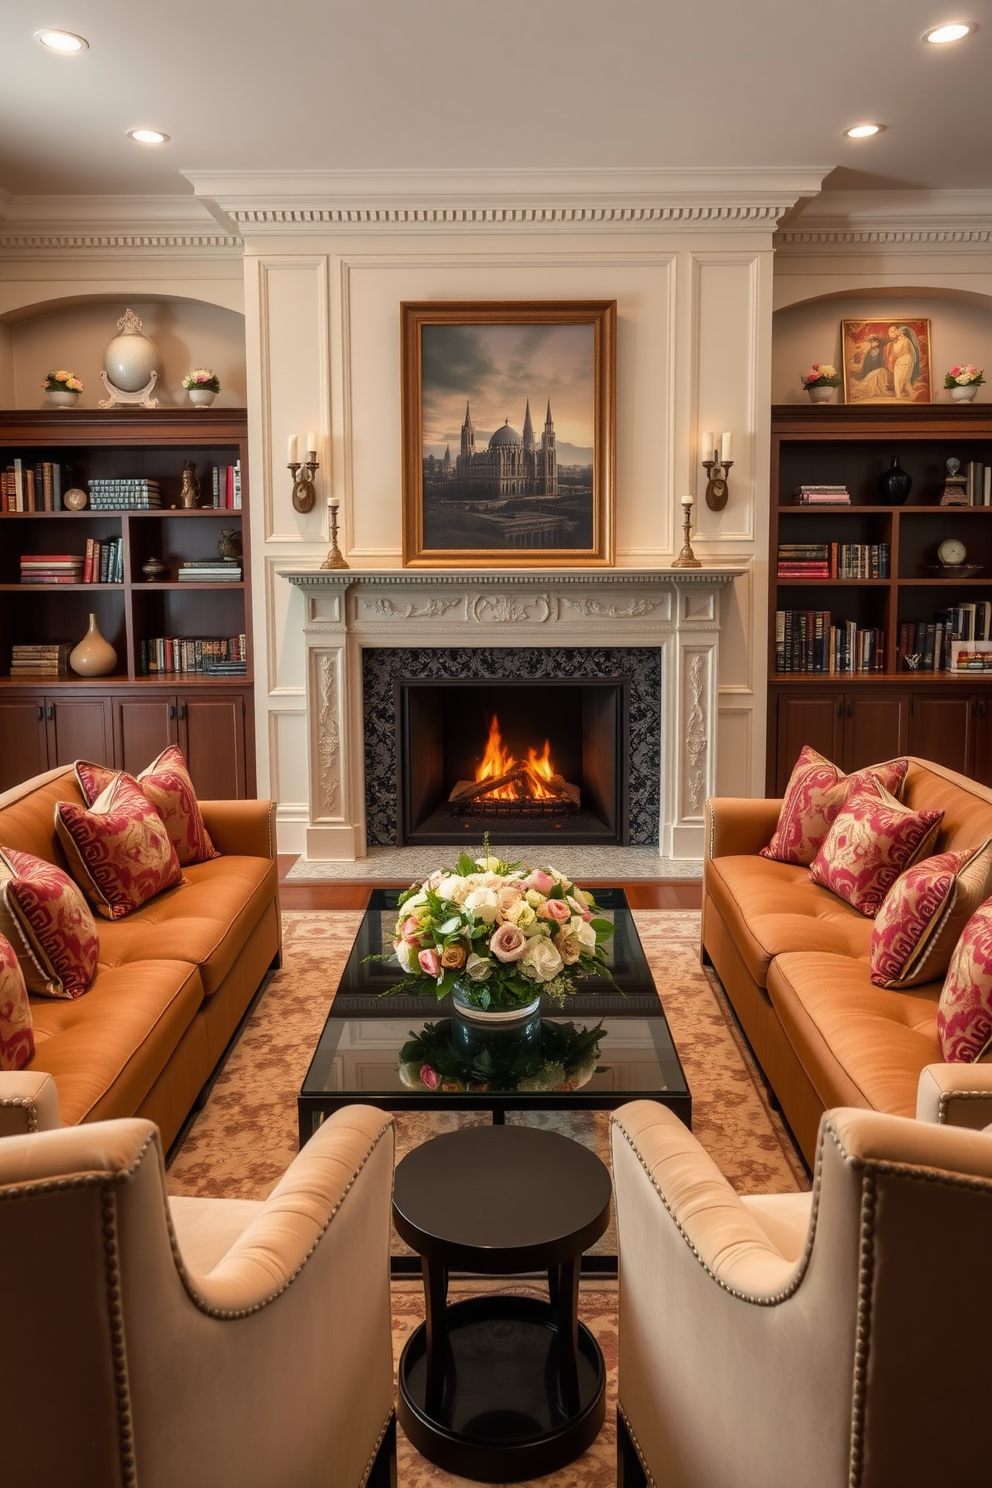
[
  {"x1": 188, "y1": 388, "x2": 217, "y2": 407},
  {"x1": 47, "y1": 389, "x2": 79, "y2": 408},
  {"x1": 950, "y1": 384, "x2": 979, "y2": 402},
  {"x1": 806, "y1": 385, "x2": 837, "y2": 403}
]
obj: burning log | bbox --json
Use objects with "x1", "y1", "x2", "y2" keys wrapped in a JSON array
[{"x1": 450, "y1": 765, "x2": 528, "y2": 803}]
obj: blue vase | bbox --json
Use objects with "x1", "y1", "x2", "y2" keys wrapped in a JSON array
[{"x1": 878, "y1": 455, "x2": 912, "y2": 506}]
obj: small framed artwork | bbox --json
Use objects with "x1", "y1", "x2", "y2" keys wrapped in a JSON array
[
  {"x1": 400, "y1": 300, "x2": 616, "y2": 567},
  {"x1": 841, "y1": 318, "x2": 932, "y2": 405}
]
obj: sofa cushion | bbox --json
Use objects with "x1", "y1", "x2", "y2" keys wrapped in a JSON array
[
  {"x1": 54, "y1": 773, "x2": 184, "y2": 920},
  {"x1": 936, "y1": 902, "x2": 992, "y2": 1063},
  {"x1": 760, "y1": 746, "x2": 908, "y2": 866},
  {"x1": 768, "y1": 951, "x2": 942, "y2": 1119},
  {"x1": 0, "y1": 848, "x2": 99, "y2": 1000},
  {"x1": 27, "y1": 959, "x2": 203, "y2": 1125},
  {"x1": 808, "y1": 785, "x2": 943, "y2": 917},
  {"x1": 870, "y1": 841, "x2": 992, "y2": 989},
  {"x1": 75, "y1": 746, "x2": 219, "y2": 867},
  {"x1": 0, "y1": 933, "x2": 34, "y2": 1071},
  {"x1": 705, "y1": 854, "x2": 874, "y2": 989}
]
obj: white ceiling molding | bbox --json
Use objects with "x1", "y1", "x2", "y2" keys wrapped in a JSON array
[
  {"x1": 183, "y1": 167, "x2": 828, "y2": 237},
  {"x1": 777, "y1": 190, "x2": 992, "y2": 251},
  {"x1": 0, "y1": 194, "x2": 243, "y2": 254}
]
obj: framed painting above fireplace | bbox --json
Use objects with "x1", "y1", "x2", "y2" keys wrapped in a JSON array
[{"x1": 400, "y1": 299, "x2": 616, "y2": 567}]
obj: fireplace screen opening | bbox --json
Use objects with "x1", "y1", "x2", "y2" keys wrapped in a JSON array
[{"x1": 397, "y1": 678, "x2": 628, "y2": 847}]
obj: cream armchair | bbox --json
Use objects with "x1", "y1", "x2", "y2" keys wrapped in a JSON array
[
  {"x1": 0, "y1": 1105, "x2": 396, "y2": 1488},
  {"x1": 611, "y1": 1099, "x2": 992, "y2": 1488}
]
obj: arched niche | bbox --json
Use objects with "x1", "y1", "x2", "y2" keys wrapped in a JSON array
[
  {"x1": 772, "y1": 286, "x2": 992, "y2": 404},
  {"x1": 0, "y1": 294, "x2": 246, "y2": 409}
]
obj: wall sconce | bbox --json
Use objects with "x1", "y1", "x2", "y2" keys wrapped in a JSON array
[
  {"x1": 671, "y1": 494, "x2": 701, "y2": 569},
  {"x1": 700, "y1": 431, "x2": 733, "y2": 511},
  {"x1": 288, "y1": 433, "x2": 319, "y2": 513},
  {"x1": 321, "y1": 497, "x2": 349, "y2": 570}
]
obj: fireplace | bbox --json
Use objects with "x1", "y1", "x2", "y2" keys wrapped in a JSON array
[{"x1": 397, "y1": 676, "x2": 628, "y2": 846}]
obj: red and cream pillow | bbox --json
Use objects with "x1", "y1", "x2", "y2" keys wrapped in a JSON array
[
  {"x1": 0, "y1": 933, "x2": 34, "y2": 1072},
  {"x1": 75, "y1": 745, "x2": 219, "y2": 866},
  {"x1": 870, "y1": 841, "x2": 992, "y2": 989},
  {"x1": 0, "y1": 848, "x2": 99, "y2": 999},
  {"x1": 55, "y1": 773, "x2": 184, "y2": 920},
  {"x1": 760, "y1": 746, "x2": 909, "y2": 866},
  {"x1": 936, "y1": 901, "x2": 992, "y2": 1063},
  {"x1": 808, "y1": 781, "x2": 943, "y2": 917}
]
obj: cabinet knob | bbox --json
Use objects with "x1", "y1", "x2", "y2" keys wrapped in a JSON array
[
  {"x1": 36, "y1": 704, "x2": 44, "y2": 722},
  {"x1": 46, "y1": 703, "x2": 54, "y2": 721},
  {"x1": 846, "y1": 701, "x2": 853, "y2": 718},
  {"x1": 168, "y1": 703, "x2": 176, "y2": 720},
  {"x1": 178, "y1": 702, "x2": 186, "y2": 721}
]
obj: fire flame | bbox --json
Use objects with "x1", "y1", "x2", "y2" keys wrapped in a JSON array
[{"x1": 475, "y1": 714, "x2": 558, "y2": 800}]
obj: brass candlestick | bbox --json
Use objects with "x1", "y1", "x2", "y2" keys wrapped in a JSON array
[
  {"x1": 289, "y1": 449, "x2": 319, "y2": 513},
  {"x1": 320, "y1": 502, "x2": 349, "y2": 570},
  {"x1": 671, "y1": 498, "x2": 702, "y2": 569},
  {"x1": 703, "y1": 457, "x2": 733, "y2": 511}
]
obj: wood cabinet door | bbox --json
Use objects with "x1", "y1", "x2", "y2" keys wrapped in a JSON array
[
  {"x1": 47, "y1": 696, "x2": 114, "y2": 771},
  {"x1": 114, "y1": 697, "x2": 179, "y2": 775},
  {"x1": 908, "y1": 693, "x2": 976, "y2": 779},
  {"x1": 179, "y1": 694, "x2": 247, "y2": 799},
  {"x1": 773, "y1": 691, "x2": 844, "y2": 792},
  {"x1": 0, "y1": 698, "x2": 50, "y2": 791},
  {"x1": 843, "y1": 694, "x2": 909, "y2": 772},
  {"x1": 974, "y1": 694, "x2": 992, "y2": 787}
]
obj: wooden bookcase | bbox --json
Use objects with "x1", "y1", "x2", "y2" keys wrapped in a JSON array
[
  {"x1": 768, "y1": 403, "x2": 992, "y2": 794},
  {"x1": 0, "y1": 408, "x2": 254, "y2": 798}
]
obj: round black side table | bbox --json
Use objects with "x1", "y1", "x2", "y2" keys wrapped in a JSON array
[{"x1": 392, "y1": 1124, "x2": 612, "y2": 1483}]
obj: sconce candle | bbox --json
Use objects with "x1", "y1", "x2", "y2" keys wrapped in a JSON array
[
  {"x1": 701, "y1": 432, "x2": 715, "y2": 464},
  {"x1": 306, "y1": 432, "x2": 317, "y2": 456},
  {"x1": 721, "y1": 432, "x2": 733, "y2": 461},
  {"x1": 288, "y1": 434, "x2": 298, "y2": 464},
  {"x1": 288, "y1": 436, "x2": 319, "y2": 513}
]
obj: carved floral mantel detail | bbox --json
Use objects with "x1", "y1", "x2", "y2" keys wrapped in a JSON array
[
  {"x1": 316, "y1": 652, "x2": 341, "y2": 816},
  {"x1": 685, "y1": 653, "x2": 708, "y2": 813}
]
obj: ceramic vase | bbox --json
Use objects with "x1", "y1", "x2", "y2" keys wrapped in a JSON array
[
  {"x1": 877, "y1": 455, "x2": 913, "y2": 506},
  {"x1": 188, "y1": 388, "x2": 216, "y2": 407},
  {"x1": 141, "y1": 556, "x2": 166, "y2": 582},
  {"x1": 69, "y1": 614, "x2": 117, "y2": 677},
  {"x1": 451, "y1": 981, "x2": 542, "y2": 1023},
  {"x1": 950, "y1": 384, "x2": 979, "y2": 402},
  {"x1": 450, "y1": 998, "x2": 542, "y2": 1059},
  {"x1": 807, "y1": 385, "x2": 837, "y2": 403},
  {"x1": 103, "y1": 309, "x2": 161, "y2": 392},
  {"x1": 47, "y1": 389, "x2": 79, "y2": 408},
  {"x1": 217, "y1": 527, "x2": 243, "y2": 561}
]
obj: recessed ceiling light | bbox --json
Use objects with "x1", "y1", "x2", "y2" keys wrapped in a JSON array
[
  {"x1": 34, "y1": 28, "x2": 88, "y2": 53},
  {"x1": 844, "y1": 123, "x2": 885, "y2": 139},
  {"x1": 922, "y1": 21, "x2": 976, "y2": 43},
  {"x1": 127, "y1": 128, "x2": 171, "y2": 146}
]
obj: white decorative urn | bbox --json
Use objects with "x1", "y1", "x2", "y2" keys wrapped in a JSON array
[{"x1": 100, "y1": 309, "x2": 161, "y2": 408}]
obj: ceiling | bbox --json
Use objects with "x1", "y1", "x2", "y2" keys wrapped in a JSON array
[{"x1": 0, "y1": 1, "x2": 990, "y2": 210}]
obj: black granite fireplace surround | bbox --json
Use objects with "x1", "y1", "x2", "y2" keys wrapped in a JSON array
[{"x1": 362, "y1": 647, "x2": 661, "y2": 847}]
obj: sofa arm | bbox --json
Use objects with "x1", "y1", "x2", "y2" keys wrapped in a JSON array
[
  {"x1": 705, "y1": 796, "x2": 783, "y2": 861},
  {"x1": 199, "y1": 797, "x2": 276, "y2": 860},
  {"x1": 916, "y1": 1063, "x2": 992, "y2": 1131},
  {"x1": 0, "y1": 1072, "x2": 60, "y2": 1136}
]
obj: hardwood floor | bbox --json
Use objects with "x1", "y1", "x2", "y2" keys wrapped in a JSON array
[{"x1": 277, "y1": 855, "x2": 703, "y2": 911}]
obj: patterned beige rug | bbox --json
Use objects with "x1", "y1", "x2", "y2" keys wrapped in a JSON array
[{"x1": 167, "y1": 909, "x2": 807, "y2": 1488}]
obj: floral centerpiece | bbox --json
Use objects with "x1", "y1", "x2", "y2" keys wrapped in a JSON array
[
  {"x1": 382, "y1": 846, "x2": 616, "y2": 1012},
  {"x1": 398, "y1": 1018, "x2": 607, "y2": 1094},
  {"x1": 800, "y1": 363, "x2": 841, "y2": 390},
  {"x1": 182, "y1": 368, "x2": 220, "y2": 393},
  {"x1": 944, "y1": 364, "x2": 985, "y2": 388},
  {"x1": 43, "y1": 369, "x2": 83, "y2": 394}
]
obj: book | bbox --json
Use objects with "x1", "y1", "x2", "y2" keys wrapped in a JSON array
[{"x1": 949, "y1": 640, "x2": 992, "y2": 672}]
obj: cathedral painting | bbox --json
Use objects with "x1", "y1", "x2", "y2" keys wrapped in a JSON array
[{"x1": 401, "y1": 301, "x2": 617, "y2": 567}]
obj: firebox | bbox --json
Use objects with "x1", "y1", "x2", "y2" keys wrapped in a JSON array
[{"x1": 397, "y1": 677, "x2": 628, "y2": 846}]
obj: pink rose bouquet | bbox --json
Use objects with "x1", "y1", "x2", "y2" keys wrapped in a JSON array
[
  {"x1": 381, "y1": 845, "x2": 616, "y2": 1011},
  {"x1": 944, "y1": 364, "x2": 985, "y2": 388}
]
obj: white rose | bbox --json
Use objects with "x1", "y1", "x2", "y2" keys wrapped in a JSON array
[
  {"x1": 394, "y1": 939, "x2": 418, "y2": 972},
  {"x1": 464, "y1": 887, "x2": 499, "y2": 924},
  {"x1": 520, "y1": 938, "x2": 564, "y2": 982},
  {"x1": 515, "y1": 903, "x2": 537, "y2": 930},
  {"x1": 435, "y1": 874, "x2": 469, "y2": 903},
  {"x1": 465, "y1": 952, "x2": 494, "y2": 981},
  {"x1": 571, "y1": 916, "x2": 597, "y2": 949}
]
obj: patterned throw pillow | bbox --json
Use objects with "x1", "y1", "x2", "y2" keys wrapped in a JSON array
[
  {"x1": 870, "y1": 840, "x2": 992, "y2": 989},
  {"x1": 937, "y1": 902, "x2": 992, "y2": 1062},
  {"x1": 75, "y1": 745, "x2": 219, "y2": 866},
  {"x1": 760, "y1": 746, "x2": 909, "y2": 866},
  {"x1": 0, "y1": 933, "x2": 34, "y2": 1072},
  {"x1": 0, "y1": 848, "x2": 100, "y2": 999},
  {"x1": 808, "y1": 783, "x2": 943, "y2": 917},
  {"x1": 55, "y1": 773, "x2": 184, "y2": 920}
]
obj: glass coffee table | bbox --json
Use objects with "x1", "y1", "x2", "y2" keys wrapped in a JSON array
[{"x1": 298, "y1": 888, "x2": 691, "y2": 1146}]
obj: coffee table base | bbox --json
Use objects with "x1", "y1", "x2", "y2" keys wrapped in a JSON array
[{"x1": 398, "y1": 1295, "x2": 606, "y2": 1482}]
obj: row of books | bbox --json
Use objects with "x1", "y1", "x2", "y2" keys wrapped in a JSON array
[
  {"x1": 19, "y1": 553, "x2": 84, "y2": 584},
  {"x1": 88, "y1": 479, "x2": 162, "y2": 511},
  {"x1": 84, "y1": 538, "x2": 124, "y2": 583},
  {"x1": 897, "y1": 604, "x2": 992, "y2": 671},
  {"x1": 791, "y1": 484, "x2": 851, "y2": 506},
  {"x1": 177, "y1": 560, "x2": 242, "y2": 583},
  {"x1": 140, "y1": 634, "x2": 248, "y2": 675},
  {"x1": 774, "y1": 610, "x2": 885, "y2": 673},
  {"x1": 208, "y1": 463, "x2": 243, "y2": 509},
  {"x1": 777, "y1": 542, "x2": 890, "y2": 579},
  {"x1": 1, "y1": 460, "x2": 69, "y2": 511},
  {"x1": 961, "y1": 461, "x2": 992, "y2": 506},
  {"x1": 9, "y1": 642, "x2": 72, "y2": 676}
]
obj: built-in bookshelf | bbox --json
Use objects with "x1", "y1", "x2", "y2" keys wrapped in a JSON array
[
  {"x1": 767, "y1": 403, "x2": 992, "y2": 793},
  {"x1": 0, "y1": 409, "x2": 254, "y2": 797}
]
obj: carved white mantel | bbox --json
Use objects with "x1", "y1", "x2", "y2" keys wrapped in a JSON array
[{"x1": 286, "y1": 567, "x2": 743, "y2": 862}]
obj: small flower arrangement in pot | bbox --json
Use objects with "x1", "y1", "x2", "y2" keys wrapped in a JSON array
[
  {"x1": 801, "y1": 364, "x2": 841, "y2": 403},
  {"x1": 182, "y1": 368, "x2": 220, "y2": 406},
  {"x1": 43, "y1": 369, "x2": 83, "y2": 406},
  {"x1": 378, "y1": 843, "x2": 616, "y2": 1017},
  {"x1": 944, "y1": 364, "x2": 985, "y2": 402}
]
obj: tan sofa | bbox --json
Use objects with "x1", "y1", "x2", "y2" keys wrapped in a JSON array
[
  {"x1": 702, "y1": 756, "x2": 992, "y2": 1165},
  {"x1": 0, "y1": 764, "x2": 281, "y2": 1150}
]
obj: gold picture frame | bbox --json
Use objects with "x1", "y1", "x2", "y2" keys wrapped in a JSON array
[
  {"x1": 400, "y1": 300, "x2": 616, "y2": 567},
  {"x1": 841, "y1": 318, "x2": 933, "y2": 405}
]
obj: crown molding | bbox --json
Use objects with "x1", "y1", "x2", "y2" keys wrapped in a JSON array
[
  {"x1": 0, "y1": 194, "x2": 243, "y2": 254},
  {"x1": 183, "y1": 167, "x2": 828, "y2": 236},
  {"x1": 777, "y1": 189, "x2": 992, "y2": 250}
]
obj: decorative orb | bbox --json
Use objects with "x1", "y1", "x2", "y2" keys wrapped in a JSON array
[{"x1": 103, "y1": 308, "x2": 161, "y2": 392}]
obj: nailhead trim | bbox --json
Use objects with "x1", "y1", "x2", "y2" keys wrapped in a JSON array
[
  {"x1": 358, "y1": 1410, "x2": 395, "y2": 1488},
  {"x1": 101, "y1": 1184, "x2": 138, "y2": 1488},
  {"x1": 937, "y1": 1089, "x2": 992, "y2": 1124},
  {"x1": 616, "y1": 1402, "x2": 657, "y2": 1488},
  {"x1": 0, "y1": 1096, "x2": 40, "y2": 1133}
]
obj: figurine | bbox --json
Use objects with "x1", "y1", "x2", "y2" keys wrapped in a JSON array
[
  {"x1": 940, "y1": 457, "x2": 969, "y2": 507},
  {"x1": 179, "y1": 460, "x2": 200, "y2": 508}
]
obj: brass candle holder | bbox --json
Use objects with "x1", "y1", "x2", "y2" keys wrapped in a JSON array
[
  {"x1": 671, "y1": 496, "x2": 702, "y2": 569},
  {"x1": 702, "y1": 457, "x2": 733, "y2": 511},
  {"x1": 320, "y1": 501, "x2": 349, "y2": 570},
  {"x1": 289, "y1": 448, "x2": 319, "y2": 513}
]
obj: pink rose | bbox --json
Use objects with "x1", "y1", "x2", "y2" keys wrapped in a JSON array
[
  {"x1": 539, "y1": 898, "x2": 571, "y2": 923},
  {"x1": 400, "y1": 915, "x2": 423, "y2": 945},
  {"x1": 418, "y1": 947, "x2": 441, "y2": 976},
  {"x1": 524, "y1": 869, "x2": 554, "y2": 894},
  {"x1": 420, "y1": 1064, "x2": 439, "y2": 1089},
  {"x1": 489, "y1": 922, "x2": 528, "y2": 962}
]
